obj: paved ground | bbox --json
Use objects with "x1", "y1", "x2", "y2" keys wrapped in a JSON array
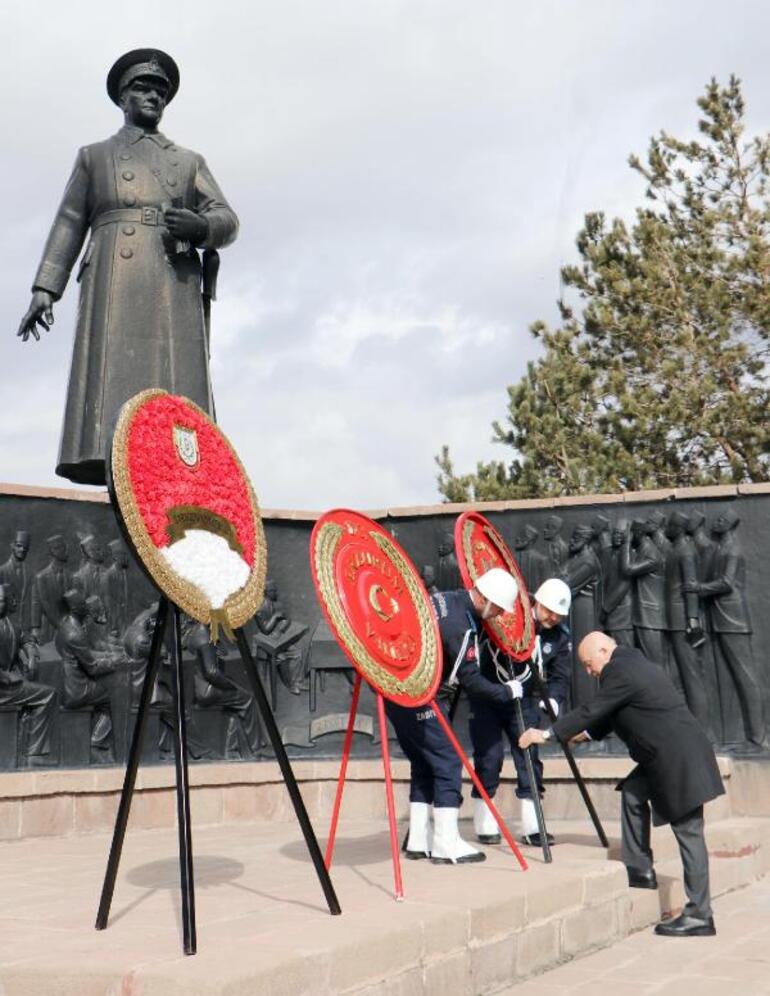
[
  {"x1": 0, "y1": 815, "x2": 637, "y2": 995},
  {"x1": 0, "y1": 812, "x2": 764, "y2": 994},
  {"x1": 503, "y1": 873, "x2": 770, "y2": 995}
]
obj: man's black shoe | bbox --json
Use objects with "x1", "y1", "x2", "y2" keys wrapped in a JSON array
[
  {"x1": 403, "y1": 849, "x2": 430, "y2": 861},
  {"x1": 477, "y1": 833, "x2": 501, "y2": 845},
  {"x1": 654, "y1": 913, "x2": 716, "y2": 937},
  {"x1": 520, "y1": 832, "x2": 555, "y2": 847},
  {"x1": 627, "y1": 867, "x2": 658, "y2": 889}
]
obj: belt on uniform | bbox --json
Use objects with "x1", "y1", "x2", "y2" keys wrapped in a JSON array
[{"x1": 91, "y1": 207, "x2": 166, "y2": 230}]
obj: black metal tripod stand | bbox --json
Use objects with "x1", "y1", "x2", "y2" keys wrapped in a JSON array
[{"x1": 95, "y1": 596, "x2": 341, "y2": 955}]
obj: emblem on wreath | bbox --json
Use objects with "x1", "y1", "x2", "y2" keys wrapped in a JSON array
[
  {"x1": 112, "y1": 391, "x2": 266, "y2": 640},
  {"x1": 173, "y1": 425, "x2": 199, "y2": 467}
]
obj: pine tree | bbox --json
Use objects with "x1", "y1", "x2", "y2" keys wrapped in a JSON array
[{"x1": 437, "y1": 77, "x2": 770, "y2": 502}]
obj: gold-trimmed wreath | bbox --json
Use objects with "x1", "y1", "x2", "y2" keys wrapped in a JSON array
[
  {"x1": 454, "y1": 511, "x2": 536, "y2": 661},
  {"x1": 310, "y1": 509, "x2": 441, "y2": 707},
  {"x1": 110, "y1": 390, "x2": 266, "y2": 639}
]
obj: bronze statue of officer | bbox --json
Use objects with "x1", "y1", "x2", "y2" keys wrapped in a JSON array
[{"x1": 17, "y1": 49, "x2": 238, "y2": 486}]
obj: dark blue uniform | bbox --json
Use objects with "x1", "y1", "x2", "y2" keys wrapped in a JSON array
[
  {"x1": 385, "y1": 590, "x2": 492, "y2": 809},
  {"x1": 382, "y1": 590, "x2": 479, "y2": 808},
  {"x1": 457, "y1": 615, "x2": 572, "y2": 802}
]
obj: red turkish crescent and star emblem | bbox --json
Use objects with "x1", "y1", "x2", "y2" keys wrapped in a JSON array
[
  {"x1": 454, "y1": 511, "x2": 536, "y2": 662},
  {"x1": 310, "y1": 509, "x2": 441, "y2": 707}
]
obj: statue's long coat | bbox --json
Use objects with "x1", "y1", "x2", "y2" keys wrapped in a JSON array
[{"x1": 32, "y1": 124, "x2": 238, "y2": 485}]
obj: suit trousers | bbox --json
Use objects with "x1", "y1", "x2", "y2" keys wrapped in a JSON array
[{"x1": 621, "y1": 768, "x2": 711, "y2": 919}]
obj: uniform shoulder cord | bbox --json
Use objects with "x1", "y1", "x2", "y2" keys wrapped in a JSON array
[
  {"x1": 445, "y1": 611, "x2": 479, "y2": 688},
  {"x1": 487, "y1": 639, "x2": 533, "y2": 686}
]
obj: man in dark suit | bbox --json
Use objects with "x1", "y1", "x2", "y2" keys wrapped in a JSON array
[{"x1": 520, "y1": 631, "x2": 724, "y2": 937}]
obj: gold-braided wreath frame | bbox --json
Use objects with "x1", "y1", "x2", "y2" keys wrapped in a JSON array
[
  {"x1": 110, "y1": 389, "x2": 266, "y2": 631},
  {"x1": 459, "y1": 516, "x2": 535, "y2": 659},
  {"x1": 312, "y1": 517, "x2": 439, "y2": 705}
]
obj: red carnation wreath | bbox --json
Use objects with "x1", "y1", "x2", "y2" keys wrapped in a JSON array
[{"x1": 110, "y1": 390, "x2": 266, "y2": 638}]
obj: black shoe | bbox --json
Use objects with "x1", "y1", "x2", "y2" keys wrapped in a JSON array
[
  {"x1": 627, "y1": 867, "x2": 658, "y2": 889},
  {"x1": 654, "y1": 914, "x2": 716, "y2": 937},
  {"x1": 430, "y1": 851, "x2": 487, "y2": 865},
  {"x1": 520, "y1": 832, "x2": 555, "y2": 847},
  {"x1": 477, "y1": 833, "x2": 501, "y2": 845},
  {"x1": 403, "y1": 848, "x2": 430, "y2": 861}
]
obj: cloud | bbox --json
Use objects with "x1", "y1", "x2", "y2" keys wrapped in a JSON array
[{"x1": 3, "y1": 0, "x2": 770, "y2": 508}]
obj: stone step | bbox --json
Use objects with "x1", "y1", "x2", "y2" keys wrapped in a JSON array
[
  {"x1": 0, "y1": 813, "x2": 766, "y2": 995},
  {"x1": 542, "y1": 814, "x2": 770, "y2": 937},
  {"x1": 0, "y1": 754, "x2": 756, "y2": 843}
]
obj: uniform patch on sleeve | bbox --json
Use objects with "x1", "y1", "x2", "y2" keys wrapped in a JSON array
[{"x1": 431, "y1": 592, "x2": 448, "y2": 619}]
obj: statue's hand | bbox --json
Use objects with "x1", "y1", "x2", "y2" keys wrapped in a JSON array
[
  {"x1": 164, "y1": 208, "x2": 208, "y2": 244},
  {"x1": 17, "y1": 290, "x2": 55, "y2": 342}
]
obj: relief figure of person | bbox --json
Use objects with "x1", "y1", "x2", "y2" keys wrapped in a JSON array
[
  {"x1": 0, "y1": 584, "x2": 58, "y2": 765},
  {"x1": 683, "y1": 508, "x2": 766, "y2": 751},
  {"x1": 621, "y1": 519, "x2": 668, "y2": 668},
  {"x1": 664, "y1": 512, "x2": 710, "y2": 731},
  {"x1": 513, "y1": 524, "x2": 549, "y2": 596},
  {"x1": 600, "y1": 521, "x2": 634, "y2": 648},
  {"x1": 31, "y1": 534, "x2": 74, "y2": 646},
  {"x1": 543, "y1": 515, "x2": 569, "y2": 574},
  {"x1": 56, "y1": 589, "x2": 116, "y2": 761}
]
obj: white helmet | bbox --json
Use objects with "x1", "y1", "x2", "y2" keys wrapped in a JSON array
[
  {"x1": 475, "y1": 568, "x2": 519, "y2": 613},
  {"x1": 534, "y1": 578, "x2": 571, "y2": 616}
]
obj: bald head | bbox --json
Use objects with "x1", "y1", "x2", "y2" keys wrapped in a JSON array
[{"x1": 577, "y1": 631, "x2": 617, "y2": 677}]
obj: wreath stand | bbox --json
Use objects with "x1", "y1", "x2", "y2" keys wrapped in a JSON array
[
  {"x1": 323, "y1": 673, "x2": 529, "y2": 901},
  {"x1": 95, "y1": 595, "x2": 341, "y2": 955}
]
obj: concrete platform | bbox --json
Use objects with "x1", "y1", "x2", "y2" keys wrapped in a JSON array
[
  {"x1": 501, "y1": 873, "x2": 770, "y2": 995},
  {"x1": 0, "y1": 807, "x2": 767, "y2": 995}
]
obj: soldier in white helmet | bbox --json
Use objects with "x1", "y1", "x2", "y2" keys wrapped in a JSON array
[
  {"x1": 452, "y1": 576, "x2": 572, "y2": 847},
  {"x1": 392, "y1": 567, "x2": 519, "y2": 866}
]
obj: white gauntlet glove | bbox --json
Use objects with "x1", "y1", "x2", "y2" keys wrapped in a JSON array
[{"x1": 506, "y1": 679, "x2": 524, "y2": 700}]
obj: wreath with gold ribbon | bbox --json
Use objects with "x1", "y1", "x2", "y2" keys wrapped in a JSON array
[{"x1": 110, "y1": 390, "x2": 266, "y2": 639}]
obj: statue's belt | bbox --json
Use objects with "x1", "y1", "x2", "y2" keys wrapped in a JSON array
[{"x1": 91, "y1": 207, "x2": 168, "y2": 230}]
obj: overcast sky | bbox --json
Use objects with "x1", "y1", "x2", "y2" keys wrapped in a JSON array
[{"x1": 4, "y1": 0, "x2": 770, "y2": 510}]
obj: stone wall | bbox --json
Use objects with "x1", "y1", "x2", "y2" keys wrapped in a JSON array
[{"x1": 0, "y1": 481, "x2": 768, "y2": 770}]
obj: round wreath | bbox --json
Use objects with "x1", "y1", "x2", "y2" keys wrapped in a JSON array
[{"x1": 110, "y1": 389, "x2": 266, "y2": 637}]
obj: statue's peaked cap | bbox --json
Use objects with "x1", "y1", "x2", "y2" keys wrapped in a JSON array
[{"x1": 107, "y1": 48, "x2": 180, "y2": 105}]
